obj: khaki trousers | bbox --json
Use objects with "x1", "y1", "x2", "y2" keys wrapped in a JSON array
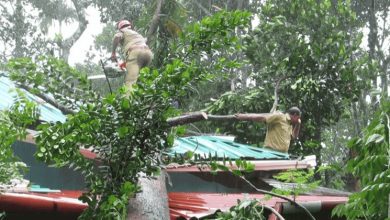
[{"x1": 125, "y1": 48, "x2": 153, "y2": 91}]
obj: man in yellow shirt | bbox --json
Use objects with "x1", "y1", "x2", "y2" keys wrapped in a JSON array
[
  {"x1": 235, "y1": 107, "x2": 301, "y2": 153},
  {"x1": 110, "y1": 20, "x2": 153, "y2": 91}
]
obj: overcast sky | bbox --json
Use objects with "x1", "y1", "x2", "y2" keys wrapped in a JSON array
[
  {"x1": 50, "y1": 7, "x2": 104, "y2": 66},
  {"x1": 50, "y1": 6, "x2": 389, "y2": 67}
]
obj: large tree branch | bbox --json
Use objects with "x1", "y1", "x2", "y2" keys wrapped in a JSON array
[
  {"x1": 167, "y1": 113, "x2": 272, "y2": 126},
  {"x1": 60, "y1": 0, "x2": 88, "y2": 61},
  {"x1": 18, "y1": 85, "x2": 209, "y2": 125},
  {"x1": 193, "y1": 1, "x2": 212, "y2": 16},
  {"x1": 209, "y1": 113, "x2": 270, "y2": 122},
  {"x1": 270, "y1": 76, "x2": 287, "y2": 113},
  {"x1": 207, "y1": 115, "x2": 237, "y2": 121},
  {"x1": 19, "y1": 82, "x2": 270, "y2": 126},
  {"x1": 239, "y1": 176, "x2": 316, "y2": 220},
  {"x1": 18, "y1": 83, "x2": 269, "y2": 125},
  {"x1": 167, "y1": 112, "x2": 208, "y2": 126},
  {"x1": 18, "y1": 84, "x2": 76, "y2": 115},
  {"x1": 146, "y1": 0, "x2": 164, "y2": 43}
]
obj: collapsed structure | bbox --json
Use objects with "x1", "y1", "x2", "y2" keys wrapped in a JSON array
[{"x1": 0, "y1": 74, "x2": 348, "y2": 219}]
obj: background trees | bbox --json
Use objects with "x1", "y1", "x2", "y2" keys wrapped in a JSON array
[
  {"x1": 207, "y1": 0, "x2": 366, "y2": 169},
  {"x1": 333, "y1": 98, "x2": 390, "y2": 219},
  {"x1": 0, "y1": 0, "x2": 92, "y2": 63},
  {"x1": 6, "y1": 11, "x2": 252, "y2": 219}
]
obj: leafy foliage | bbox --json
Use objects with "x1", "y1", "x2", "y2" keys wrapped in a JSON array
[
  {"x1": 205, "y1": 88, "x2": 272, "y2": 144},
  {"x1": 252, "y1": 0, "x2": 363, "y2": 124},
  {"x1": 0, "y1": 93, "x2": 38, "y2": 189},
  {"x1": 271, "y1": 169, "x2": 320, "y2": 198},
  {"x1": 0, "y1": 0, "x2": 50, "y2": 61},
  {"x1": 333, "y1": 97, "x2": 390, "y2": 220},
  {"x1": 92, "y1": 0, "x2": 150, "y2": 23},
  {"x1": 215, "y1": 199, "x2": 265, "y2": 220},
  {"x1": 7, "y1": 11, "x2": 251, "y2": 219},
  {"x1": 206, "y1": 0, "x2": 366, "y2": 166},
  {"x1": 8, "y1": 56, "x2": 98, "y2": 111}
]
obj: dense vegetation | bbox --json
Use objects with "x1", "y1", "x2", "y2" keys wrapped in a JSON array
[{"x1": 0, "y1": 0, "x2": 389, "y2": 219}]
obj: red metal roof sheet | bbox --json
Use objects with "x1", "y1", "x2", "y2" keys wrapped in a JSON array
[
  {"x1": 167, "y1": 159, "x2": 313, "y2": 172},
  {"x1": 168, "y1": 192, "x2": 348, "y2": 220},
  {"x1": 0, "y1": 190, "x2": 347, "y2": 219},
  {"x1": 0, "y1": 191, "x2": 86, "y2": 217}
]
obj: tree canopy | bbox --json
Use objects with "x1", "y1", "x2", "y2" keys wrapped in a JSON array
[{"x1": 0, "y1": 0, "x2": 389, "y2": 219}]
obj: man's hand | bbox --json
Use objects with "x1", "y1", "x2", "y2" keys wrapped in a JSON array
[{"x1": 119, "y1": 62, "x2": 126, "y2": 70}]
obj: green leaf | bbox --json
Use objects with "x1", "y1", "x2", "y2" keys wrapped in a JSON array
[
  {"x1": 232, "y1": 170, "x2": 242, "y2": 176},
  {"x1": 244, "y1": 163, "x2": 255, "y2": 172},
  {"x1": 121, "y1": 99, "x2": 130, "y2": 109},
  {"x1": 366, "y1": 134, "x2": 384, "y2": 145},
  {"x1": 117, "y1": 126, "x2": 129, "y2": 138}
]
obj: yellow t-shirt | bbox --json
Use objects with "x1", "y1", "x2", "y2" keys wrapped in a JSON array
[{"x1": 264, "y1": 112, "x2": 292, "y2": 152}]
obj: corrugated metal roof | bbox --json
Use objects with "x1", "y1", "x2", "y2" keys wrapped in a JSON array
[
  {"x1": 168, "y1": 192, "x2": 348, "y2": 220},
  {"x1": 0, "y1": 74, "x2": 287, "y2": 160},
  {"x1": 0, "y1": 74, "x2": 66, "y2": 123},
  {"x1": 170, "y1": 136, "x2": 289, "y2": 160}
]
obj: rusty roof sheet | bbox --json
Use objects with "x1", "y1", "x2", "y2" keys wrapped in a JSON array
[{"x1": 168, "y1": 192, "x2": 348, "y2": 220}]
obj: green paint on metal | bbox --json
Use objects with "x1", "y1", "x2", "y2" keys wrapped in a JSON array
[
  {"x1": 29, "y1": 184, "x2": 61, "y2": 193},
  {"x1": 170, "y1": 136, "x2": 289, "y2": 160},
  {"x1": 0, "y1": 73, "x2": 66, "y2": 123}
]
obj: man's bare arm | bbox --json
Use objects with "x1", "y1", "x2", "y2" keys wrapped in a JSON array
[
  {"x1": 292, "y1": 119, "x2": 301, "y2": 139},
  {"x1": 111, "y1": 34, "x2": 121, "y2": 61},
  {"x1": 234, "y1": 113, "x2": 269, "y2": 122}
]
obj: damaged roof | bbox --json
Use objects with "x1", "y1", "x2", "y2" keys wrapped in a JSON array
[
  {"x1": 0, "y1": 74, "x2": 66, "y2": 123},
  {"x1": 170, "y1": 136, "x2": 290, "y2": 160}
]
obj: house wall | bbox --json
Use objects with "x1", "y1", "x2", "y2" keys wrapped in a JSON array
[
  {"x1": 12, "y1": 141, "x2": 86, "y2": 190},
  {"x1": 167, "y1": 172, "x2": 269, "y2": 193}
]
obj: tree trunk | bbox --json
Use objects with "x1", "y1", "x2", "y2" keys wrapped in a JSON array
[
  {"x1": 313, "y1": 118, "x2": 322, "y2": 180},
  {"x1": 167, "y1": 112, "x2": 208, "y2": 126},
  {"x1": 13, "y1": 0, "x2": 24, "y2": 58},
  {"x1": 368, "y1": 0, "x2": 379, "y2": 108},
  {"x1": 127, "y1": 170, "x2": 169, "y2": 220},
  {"x1": 58, "y1": 0, "x2": 88, "y2": 62},
  {"x1": 146, "y1": 0, "x2": 164, "y2": 43}
]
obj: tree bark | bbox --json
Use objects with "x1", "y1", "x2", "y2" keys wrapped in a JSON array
[
  {"x1": 368, "y1": 0, "x2": 379, "y2": 108},
  {"x1": 127, "y1": 171, "x2": 169, "y2": 220},
  {"x1": 168, "y1": 113, "x2": 271, "y2": 125},
  {"x1": 270, "y1": 77, "x2": 287, "y2": 113},
  {"x1": 207, "y1": 115, "x2": 237, "y2": 121},
  {"x1": 193, "y1": 1, "x2": 212, "y2": 16},
  {"x1": 167, "y1": 112, "x2": 208, "y2": 126},
  {"x1": 18, "y1": 84, "x2": 77, "y2": 115},
  {"x1": 59, "y1": 0, "x2": 88, "y2": 62},
  {"x1": 146, "y1": 0, "x2": 164, "y2": 43},
  {"x1": 12, "y1": 0, "x2": 25, "y2": 58}
]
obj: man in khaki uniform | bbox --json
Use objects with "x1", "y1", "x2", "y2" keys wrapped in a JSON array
[
  {"x1": 235, "y1": 107, "x2": 301, "y2": 153},
  {"x1": 110, "y1": 20, "x2": 153, "y2": 91}
]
